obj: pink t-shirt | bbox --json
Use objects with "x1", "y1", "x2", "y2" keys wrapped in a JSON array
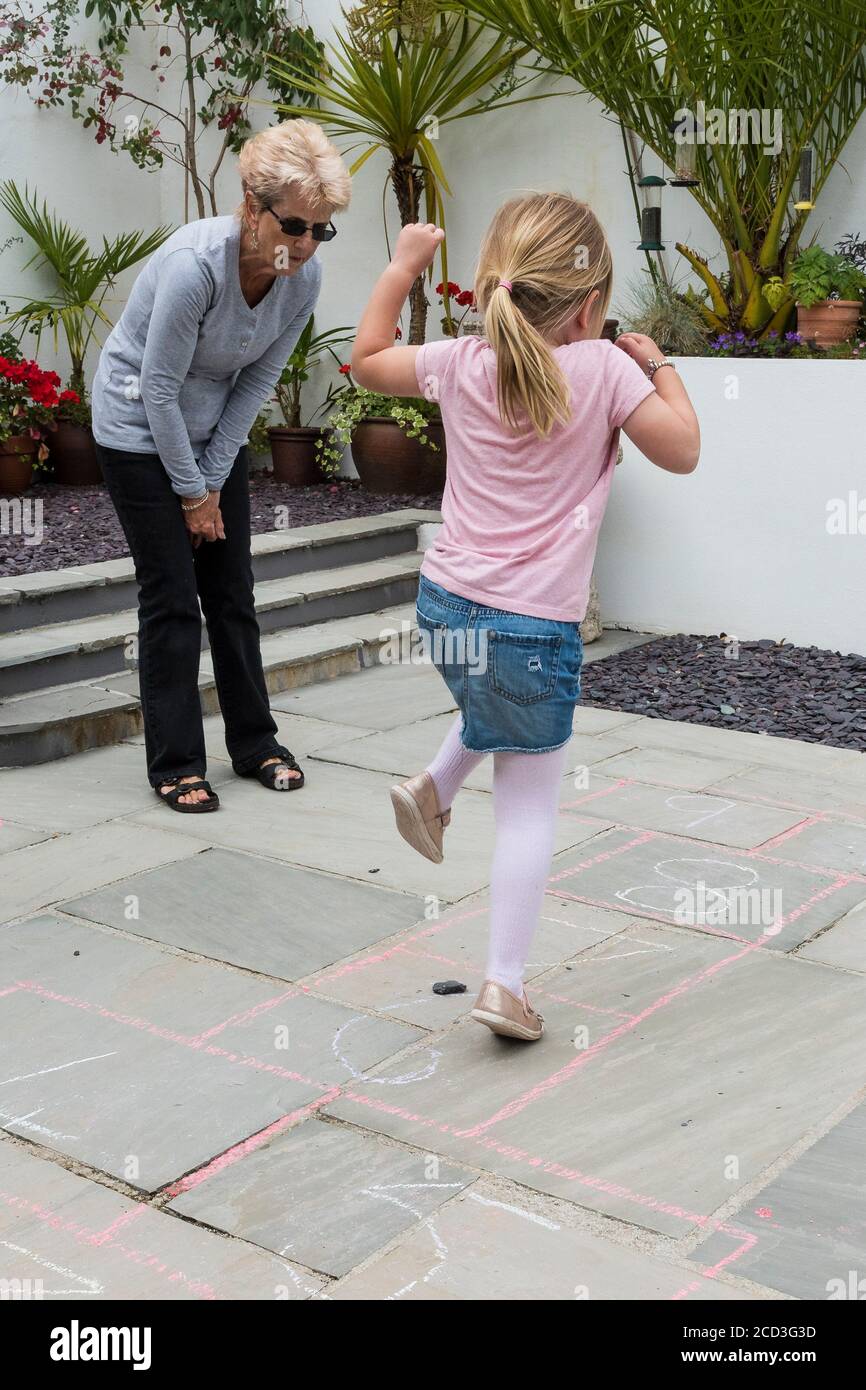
[{"x1": 414, "y1": 335, "x2": 655, "y2": 622}]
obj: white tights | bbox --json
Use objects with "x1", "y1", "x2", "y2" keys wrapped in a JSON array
[{"x1": 424, "y1": 715, "x2": 569, "y2": 997}]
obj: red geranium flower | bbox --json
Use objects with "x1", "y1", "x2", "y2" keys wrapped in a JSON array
[{"x1": 338, "y1": 364, "x2": 351, "y2": 375}]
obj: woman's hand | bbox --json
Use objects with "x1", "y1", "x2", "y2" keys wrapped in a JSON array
[
  {"x1": 182, "y1": 490, "x2": 224, "y2": 547},
  {"x1": 392, "y1": 222, "x2": 445, "y2": 280},
  {"x1": 615, "y1": 332, "x2": 664, "y2": 375}
]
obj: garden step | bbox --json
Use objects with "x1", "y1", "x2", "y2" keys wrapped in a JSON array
[
  {"x1": 0, "y1": 602, "x2": 420, "y2": 767},
  {"x1": 0, "y1": 508, "x2": 441, "y2": 633},
  {"x1": 0, "y1": 552, "x2": 424, "y2": 698}
]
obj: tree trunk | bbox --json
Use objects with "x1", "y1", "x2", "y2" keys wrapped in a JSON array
[{"x1": 390, "y1": 155, "x2": 428, "y2": 345}]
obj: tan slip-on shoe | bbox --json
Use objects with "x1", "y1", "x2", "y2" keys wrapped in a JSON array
[
  {"x1": 470, "y1": 979, "x2": 545, "y2": 1041},
  {"x1": 389, "y1": 770, "x2": 451, "y2": 863}
]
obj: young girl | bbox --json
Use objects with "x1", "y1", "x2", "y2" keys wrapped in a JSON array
[{"x1": 351, "y1": 192, "x2": 699, "y2": 1042}]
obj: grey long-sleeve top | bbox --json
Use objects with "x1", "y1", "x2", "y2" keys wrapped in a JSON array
[{"x1": 91, "y1": 214, "x2": 321, "y2": 495}]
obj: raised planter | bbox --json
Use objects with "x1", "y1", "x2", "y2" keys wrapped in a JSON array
[
  {"x1": 351, "y1": 416, "x2": 446, "y2": 495},
  {"x1": 48, "y1": 422, "x2": 103, "y2": 485},
  {"x1": 268, "y1": 426, "x2": 329, "y2": 486},
  {"x1": 0, "y1": 434, "x2": 36, "y2": 494},
  {"x1": 796, "y1": 299, "x2": 862, "y2": 347},
  {"x1": 595, "y1": 357, "x2": 866, "y2": 654}
]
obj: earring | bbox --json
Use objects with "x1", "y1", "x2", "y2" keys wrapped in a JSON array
[{"x1": 249, "y1": 221, "x2": 259, "y2": 250}]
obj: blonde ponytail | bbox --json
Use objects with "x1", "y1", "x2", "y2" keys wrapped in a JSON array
[{"x1": 475, "y1": 193, "x2": 613, "y2": 438}]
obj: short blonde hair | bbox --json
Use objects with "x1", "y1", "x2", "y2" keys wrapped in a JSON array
[
  {"x1": 475, "y1": 192, "x2": 613, "y2": 438},
  {"x1": 235, "y1": 119, "x2": 352, "y2": 219}
]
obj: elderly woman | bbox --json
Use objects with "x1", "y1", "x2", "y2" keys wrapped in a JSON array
[{"x1": 92, "y1": 120, "x2": 351, "y2": 812}]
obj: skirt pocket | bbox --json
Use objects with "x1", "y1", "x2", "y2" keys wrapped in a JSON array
[{"x1": 486, "y1": 630, "x2": 562, "y2": 705}]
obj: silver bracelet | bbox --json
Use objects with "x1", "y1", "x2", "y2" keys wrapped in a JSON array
[
  {"x1": 646, "y1": 357, "x2": 676, "y2": 381},
  {"x1": 181, "y1": 491, "x2": 210, "y2": 512}
]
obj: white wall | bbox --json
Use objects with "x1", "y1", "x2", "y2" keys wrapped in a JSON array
[{"x1": 596, "y1": 358, "x2": 866, "y2": 654}]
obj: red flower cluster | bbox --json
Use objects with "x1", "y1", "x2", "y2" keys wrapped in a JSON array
[
  {"x1": 435, "y1": 280, "x2": 475, "y2": 308},
  {"x1": 0, "y1": 355, "x2": 63, "y2": 407}
]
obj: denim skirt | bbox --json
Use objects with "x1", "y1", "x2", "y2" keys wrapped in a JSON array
[{"x1": 415, "y1": 574, "x2": 584, "y2": 754}]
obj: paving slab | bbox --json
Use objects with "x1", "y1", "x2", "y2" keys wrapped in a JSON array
[
  {"x1": 311, "y1": 711, "x2": 642, "y2": 794},
  {"x1": 0, "y1": 819, "x2": 51, "y2": 854},
  {"x1": 795, "y1": 898, "x2": 866, "y2": 971},
  {"x1": 563, "y1": 775, "x2": 807, "y2": 848},
  {"x1": 590, "y1": 746, "x2": 754, "y2": 792},
  {"x1": 610, "y1": 714, "x2": 866, "y2": 781},
  {"x1": 170, "y1": 1116, "x2": 475, "y2": 1277},
  {"x1": 757, "y1": 817, "x2": 866, "y2": 875},
  {"x1": 0, "y1": 914, "x2": 423, "y2": 1191},
  {"x1": 325, "y1": 923, "x2": 866, "y2": 1238},
  {"x1": 544, "y1": 826, "x2": 866, "y2": 949},
  {"x1": 125, "y1": 760, "x2": 612, "y2": 903},
  {"x1": 60, "y1": 847, "x2": 428, "y2": 978},
  {"x1": 2, "y1": 822, "x2": 207, "y2": 923},
  {"x1": 307, "y1": 892, "x2": 640, "y2": 1027},
  {"x1": 121, "y1": 710, "x2": 372, "y2": 762},
  {"x1": 687, "y1": 1100, "x2": 866, "y2": 1300},
  {"x1": 0, "y1": 1139, "x2": 323, "y2": 1300},
  {"x1": 271, "y1": 659, "x2": 457, "y2": 729},
  {"x1": 0, "y1": 742, "x2": 227, "y2": 833},
  {"x1": 327, "y1": 1182, "x2": 768, "y2": 1301},
  {"x1": 707, "y1": 765, "x2": 866, "y2": 823}
]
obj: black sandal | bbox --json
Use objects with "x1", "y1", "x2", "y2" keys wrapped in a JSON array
[
  {"x1": 245, "y1": 753, "x2": 305, "y2": 791},
  {"x1": 154, "y1": 776, "x2": 220, "y2": 813}
]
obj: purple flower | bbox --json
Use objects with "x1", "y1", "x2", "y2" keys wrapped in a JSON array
[
  {"x1": 734, "y1": 330, "x2": 746, "y2": 342},
  {"x1": 767, "y1": 330, "x2": 778, "y2": 339}
]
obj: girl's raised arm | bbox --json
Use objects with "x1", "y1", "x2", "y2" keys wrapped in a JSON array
[{"x1": 351, "y1": 222, "x2": 445, "y2": 397}]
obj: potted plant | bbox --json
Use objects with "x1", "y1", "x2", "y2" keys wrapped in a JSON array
[
  {"x1": 0, "y1": 180, "x2": 172, "y2": 483},
  {"x1": 267, "y1": 314, "x2": 354, "y2": 485},
  {"x1": 319, "y1": 384, "x2": 445, "y2": 495},
  {"x1": 782, "y1": 245, "x2": 866, "y2": 344},
  {"x1": 0, "y1": 347, "x2": 67, "y2": 493}
]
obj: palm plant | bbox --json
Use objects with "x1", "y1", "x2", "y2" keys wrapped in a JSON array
[
  {"x1": 273, "y1": 314, "x2": 355, "y2": 427},
  {"x1": 449, "y1": 0, "x2": 866, "y2": 335},
  {"x1": 264, "y1": 1, "x2": 557, "y2": 342},
  {"x1": 0, "y1": 180, "x2": 173, "y2": 398}
]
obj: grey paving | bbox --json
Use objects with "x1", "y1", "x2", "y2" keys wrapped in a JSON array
[
  {"x1": 324, "y1": 923, "x2": 866, "y2": 1238},
  {"x1": 125, "y1": 758, "x2": 612, "y2": 902},
  {"x1": 328, "y1": 1182, "x2": 767, "y2": 1301},
  {"x1": 564, "y1": 774, "x2": 807, "y2": 848},
  {"x1": 271, "y1": 659, "x2": 458, "y2": 729},
  {"x1": 170, "y1": 1117, "x2": 475, "y2": 1277},
  {"x1": 0, "y1": 1139, "x2": 323, "y2": 1300},
  {"x1": 306, "y1": 891, "x2": 639, "y2": 1027},
  {"x1": 544, "y1": 825, "x2": 866, "y2": 949},
  {"x1": 0, "y1": 914, "x2": 422, "y2": 1191},
  {"x1": 4, "y1": 641, "x2": 866, "y2": 1300},
  {"x1": 60, "y1": 847, "x2": 428, "y2": 978},
  {"x1": 687, "y1": 1100, "x2": 866, "y2": 1300}
]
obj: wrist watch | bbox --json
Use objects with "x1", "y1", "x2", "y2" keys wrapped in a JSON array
[{"x1": 646, "y1": 357, "x2": 676, "y2": 381}]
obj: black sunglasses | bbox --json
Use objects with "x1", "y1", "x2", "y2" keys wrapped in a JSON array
[{"x1": 263, "y1": 206, "x2": 337, "y2": 242}]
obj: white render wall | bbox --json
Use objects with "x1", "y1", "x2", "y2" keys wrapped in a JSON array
[{"x1": 596, "y1": 359, "x2": 866, "y2": 654}]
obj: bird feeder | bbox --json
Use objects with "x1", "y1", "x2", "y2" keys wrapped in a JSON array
[
  {"x1": 794, "y1": 146, "x2": 815, "y2": 211},
  {"x1": 637, "y1": 175, "x2": 666, "y2": 251},
  {"x1": 668, "y1": 110, "x2": 701, "y2": 187}
]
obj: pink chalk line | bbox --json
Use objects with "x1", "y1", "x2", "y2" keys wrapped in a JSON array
[
  {"x1": 311, "y1": 905, "x2": 488, "y2": 987},
  {"x1": 161, "y1": 1089, "x2": 341, "y2": 1199},
  {"x1": 5, "y1": 981, "x2": 331, "y2": 1091},
  {"x1": 754, "y1": 816, "x2": 823, "y2": 852},
  {"x1": 188, "y1": 989, "x2": 298, "y2": 1045},
  {"x1": 0, "y1": 1186, "x2": 221, "y2": 1299}
]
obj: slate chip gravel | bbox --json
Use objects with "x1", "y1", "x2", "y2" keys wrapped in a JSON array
[{"x1": 581, "y1": 634, "x2": 866, "y2": 752}]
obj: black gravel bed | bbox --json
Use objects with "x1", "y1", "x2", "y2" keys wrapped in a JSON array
[
  {"x1": 582, "y1": 633, "x2": 866, "y2": 753},
  {"x1": 0, "y1": 475, "x2": 444, "y2": 578}
]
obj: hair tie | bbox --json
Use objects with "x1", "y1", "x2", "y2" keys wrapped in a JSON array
[{"x1": 497, "y1": 279, "x2": 513, "y2": 293}]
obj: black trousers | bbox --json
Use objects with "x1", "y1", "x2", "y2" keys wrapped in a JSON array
[{"x1": 95, "y1": 442, "x2": 292, "y2": 788}]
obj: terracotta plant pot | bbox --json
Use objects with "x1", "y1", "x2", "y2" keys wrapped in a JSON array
[
  {"x1": 0, "y1": 433, "x2": 36, "y2": 494},
  {"x1": 796, "y1": 299, "x2": 862, "y2": 346},
  {"x1": 351, "y1": 417, "x2": 446, "y2": 495},
  {"x1": 48, "y1": 422, "x2": 103, "y2": 485},
  {"x1": 268, "y1": 426, "x2": 329, "y2": 486}
]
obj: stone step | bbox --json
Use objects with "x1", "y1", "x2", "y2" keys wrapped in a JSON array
[
  {"x1": 0, "y1": 508, "x2": 440, "y2": 634},
  {"x1": 0, "y1": 551, "x2": 424, "y2": 698},
  {"x1": 0, "y1": 603, "x2": 421, "y2": 768}
]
